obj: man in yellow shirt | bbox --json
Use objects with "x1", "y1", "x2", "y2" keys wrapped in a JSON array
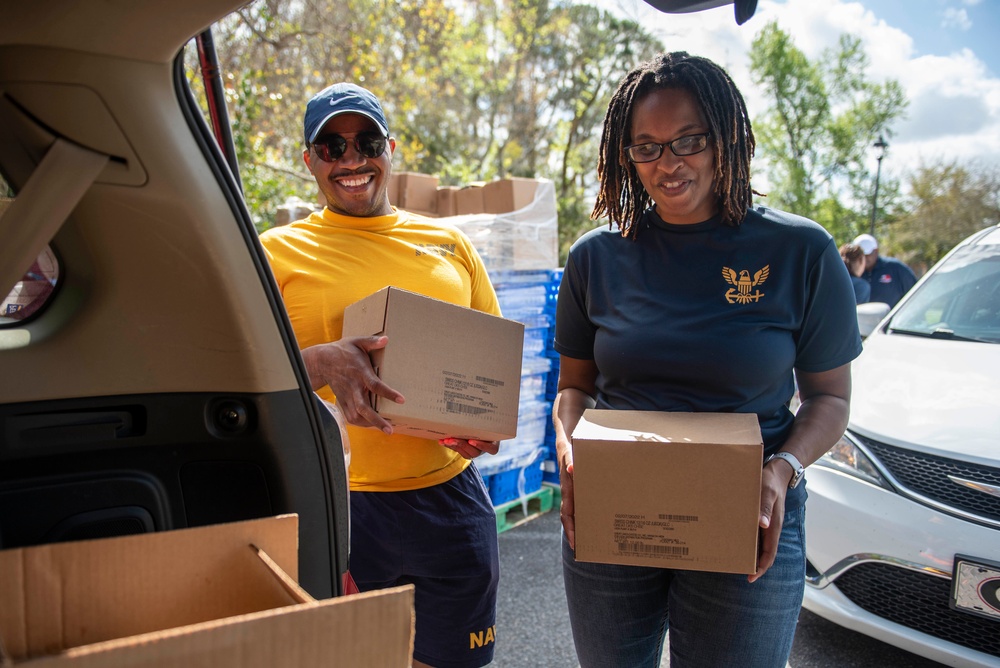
[{"x1": 260, "y1": 83, "x2": 501, "y2": 668}]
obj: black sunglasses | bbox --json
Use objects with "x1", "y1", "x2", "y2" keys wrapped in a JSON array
[{"x1": 311, "y1": 131, "x2": 387, "y2": 162}]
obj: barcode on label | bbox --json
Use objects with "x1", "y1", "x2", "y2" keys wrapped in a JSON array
[
  {"x1": 658, "y1": 514, "x2": 698, "y2": 522},
  {"x1": 617, "y1": 541, "x2": 690, "y2": 556},
  {"x1": 476, "y1": 376, "x2": 504, "y2": 387},
  {"x1": 446, "y1": 401, "x2": 490, "y2": 415}
]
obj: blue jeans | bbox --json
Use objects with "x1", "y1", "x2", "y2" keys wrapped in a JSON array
[{"x1": 563, "y1": 505, "x2": 806, "y2": 668}]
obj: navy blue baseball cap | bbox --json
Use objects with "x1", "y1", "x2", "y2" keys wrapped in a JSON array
[{"x1": 303, "y1": 83, "x2": 389, "y2": 145}]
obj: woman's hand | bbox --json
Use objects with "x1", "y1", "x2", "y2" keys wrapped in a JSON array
[
  {"x1": 552, "y1": 356, "x2": 598, "y2": 550},
  {"x1": 557, "y1": 440, "x2": 578, "y2": 549},
  {"x1": 749, "y1": 462, "x2": 791, "y2": 582}
]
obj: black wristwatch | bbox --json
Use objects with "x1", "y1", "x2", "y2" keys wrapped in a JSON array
[{"x1": 764, "y1": 451, "x2": 805, "y2": 489}]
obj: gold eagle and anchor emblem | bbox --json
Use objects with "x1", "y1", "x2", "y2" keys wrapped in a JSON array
[{"x1": 723, "y1": 265, "x2": 769, "y2": 304}]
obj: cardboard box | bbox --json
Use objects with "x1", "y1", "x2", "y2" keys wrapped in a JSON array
[
  {"x1": 571, "y1": 410, "x2": 763, "y2": 574},
  {"x1": 447, "y1": 179, "x2": 560, "y2": 271},
  {"x1": 395, "y1": 172, "x2": 439, "y2": 214},
  {"x1": 454, "y1": 184, "x2": 485, "y2": 215},
  {"x1": 0, "y1": 515, "x2": 414, "y2": 667},
  {"x1": 482, "y1": 177, "x2": 539, "y2": 214},
  {"x1": 386, "y1": 172, "x2": 400, "y2": 207},
  {"x1": 436, "y1": 186, "x2": 460, "y2": 218},
  {"x1": 342, "y1": 286, "x2": 524, "y2": 441}
]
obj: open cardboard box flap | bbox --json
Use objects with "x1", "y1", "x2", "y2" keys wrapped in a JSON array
[
  {"x1": 572, "y1": 410, "x2": 763, "y2": 445},
  {"x1": 0, "y1": 515, "x2": 414, "y2": 667}
]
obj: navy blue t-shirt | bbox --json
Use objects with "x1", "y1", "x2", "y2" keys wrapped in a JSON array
[
  {"x1": 865, "y1": 255, "x2": 917, "y2": 307},
  {"x1": 555, "y1": 206, "x2": 863, "y2": 510},
  {"x1": 850, "y1": 275, "x2": 871, "y2": 304}
]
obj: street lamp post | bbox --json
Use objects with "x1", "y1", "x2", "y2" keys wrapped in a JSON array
[{"x1": 869, "y1": 134, "x2": 888, "y2": 236}]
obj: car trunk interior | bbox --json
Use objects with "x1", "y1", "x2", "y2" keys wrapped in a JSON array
[{"x1": 0, "y1": 0, "x2": 349, "y2": 599}]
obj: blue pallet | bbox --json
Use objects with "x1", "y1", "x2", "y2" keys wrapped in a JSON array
[
  {"x1": 523, "y1": 326, "x2": 552, "y2": 356},
  {"x1": 486, "y1": 455, "x2": 545, "y2": 506},
  {"x1": 542, "y1": 462, "x2": 561, "y2": 485},
  {"x1": 543, "y1": 422, "x2": 555, "y2": 444},
  {"x1": 491, "y1": 268, "x2": 553, "y2": 288},
  {"x1": 545, "y1": 367, "x2": 559, "y2": 400}
]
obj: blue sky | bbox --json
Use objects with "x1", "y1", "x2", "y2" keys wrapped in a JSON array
[
  {"x1": 593, "y1": 0, "x2": 1000, "y2": 186},
  {"x1": 861, "y1": 0, "x2": 999, "y2": 77}
]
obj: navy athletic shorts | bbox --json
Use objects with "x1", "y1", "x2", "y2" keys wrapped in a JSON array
[{"x1": 349, "y1": 463, "x2": 500, "y2": 668}]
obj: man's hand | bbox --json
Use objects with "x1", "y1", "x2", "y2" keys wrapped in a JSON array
[
  {"x1": 440, "y1": 438, "x2": 500, "y2": 459},
  {"x1": 301, "y1": 335, "x2": 404, "y2": 434}
]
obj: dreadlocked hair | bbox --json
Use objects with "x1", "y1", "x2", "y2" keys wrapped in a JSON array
[{"x1": 592, "y1": 51, "x2": 757, "y2": 240}]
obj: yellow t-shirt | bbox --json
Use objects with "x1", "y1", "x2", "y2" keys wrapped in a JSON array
[{"x1": 259, "y1": 207, "x2": 501, "y2": 492}]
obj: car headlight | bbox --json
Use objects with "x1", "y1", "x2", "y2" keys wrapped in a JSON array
[{"x1": 816, "y1": 432, "x2": 892, "y2": 489}]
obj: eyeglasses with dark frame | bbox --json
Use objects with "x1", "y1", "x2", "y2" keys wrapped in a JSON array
[
  {"x1": 624, "y1": 133, "x2": 711, "y2": 163},
  {"x1": 311, "y1": 131, "x2": 388, "y2": 163}
]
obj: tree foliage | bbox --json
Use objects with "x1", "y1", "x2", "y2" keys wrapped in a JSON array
[
  {"x1": 186, "y1": 2, "x2": 990, "y2": 272},
  {"x1": 749, "y1": 22, "x2": 908, "y2": 243},
  {"x1": 891, "y1": 161, "x2": 1000, "y2": 273},
  {"x1": 186, "y1": 0, "x2": 662, "y2": 250}
]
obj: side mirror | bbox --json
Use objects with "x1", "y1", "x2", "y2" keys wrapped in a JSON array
[{"x1": 857, "y1": 302, "x2": 891, "y2": 338}]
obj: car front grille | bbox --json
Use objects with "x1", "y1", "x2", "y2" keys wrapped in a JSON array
[
  {"x1": 833, "y1": 562, "x2": 1000, "y2": 658},
  {"x1": 856, "y1": 436, "x2": 1000, "y2": 526}
]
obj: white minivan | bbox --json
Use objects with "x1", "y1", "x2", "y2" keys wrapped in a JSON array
[{"x1": 804, "y1": 224, "x2": 1000, "y2": 667}]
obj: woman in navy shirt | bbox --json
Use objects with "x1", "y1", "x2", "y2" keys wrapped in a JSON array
[
  {"x1": 552, "y1": 51, "x2": 862, "y2": 668},
  {"x1": 840, "y1": 242, "x2": 872, "y2": 304}
]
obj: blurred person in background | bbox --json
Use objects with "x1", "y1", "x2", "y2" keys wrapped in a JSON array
[
  {"x1": 853, "y1": 233, "x2": 916, "y2": 307},
  {"x1": 840, "y1": 242, "x2": 871, "y2": 304}
]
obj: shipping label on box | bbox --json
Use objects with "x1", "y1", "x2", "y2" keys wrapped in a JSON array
[
  {"x1": 0, "y1": 515, "x2": 415, "y2": 667},
  {"x1": 572, "y1": 410, "x2": 763, "y2": 574},
  {"x1": 342, "y1": 286, "x2": 524, "y2": 441}
]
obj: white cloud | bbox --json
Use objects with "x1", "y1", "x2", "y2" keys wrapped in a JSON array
[
  {"x1": 942, "y1": 7, "x2": 972, "y2": 30},
  {"x1": 593, "y1": 0, "x2": 1000, "y2": 176}
]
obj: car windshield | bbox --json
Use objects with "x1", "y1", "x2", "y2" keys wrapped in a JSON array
[{"x1": 888, "y1": 237, "x2": 1000, "y2": 343}]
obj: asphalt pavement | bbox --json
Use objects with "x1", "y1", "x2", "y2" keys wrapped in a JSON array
[{"x1": 492, "y1": 490, "x2": 946, "y2": 668}]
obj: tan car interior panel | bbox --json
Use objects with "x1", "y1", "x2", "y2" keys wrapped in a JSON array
[
  {"x1": 0, "y1": 44, "x2": 299, "y2": 403},
  {"x1": 0, "y1": 138, "x2": 108, "y2": 305}
]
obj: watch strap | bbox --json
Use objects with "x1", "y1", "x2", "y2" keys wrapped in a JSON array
[{"x1": 764, "y1": 451, "x2": 805, "y2": 489}]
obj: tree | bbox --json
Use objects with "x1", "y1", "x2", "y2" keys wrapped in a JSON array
[
  {"x1": 186, "y1": 0, "x2": 664, "y2": 254},
  {"x1": 890, "y1": 160, "x2": 1000, "y2": 273},
  {"x1": 749, "y1": 22, "x2": 908, "y2": 243},
  {"x1": 542, "y1": 3, "x2": 661, "y2": 259}
]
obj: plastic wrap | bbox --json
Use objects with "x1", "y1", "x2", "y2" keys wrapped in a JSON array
[{"x1": 448, "y1": 179, "x2": 559, "y2": 272}]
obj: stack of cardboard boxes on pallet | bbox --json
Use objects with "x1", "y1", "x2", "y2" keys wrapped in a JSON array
[
  {"x1": 478, "y1": 268, "x2": 553, "y2": 508},
  {"x1": 387, "y1": 173, "x2": 559, "y2": 273},
  {"x1": 385, "y1": 172, "x2": 562, "y2": 515},
  {"x1": 388, "y1": 173, "x2": 539, "y2": 218}
]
